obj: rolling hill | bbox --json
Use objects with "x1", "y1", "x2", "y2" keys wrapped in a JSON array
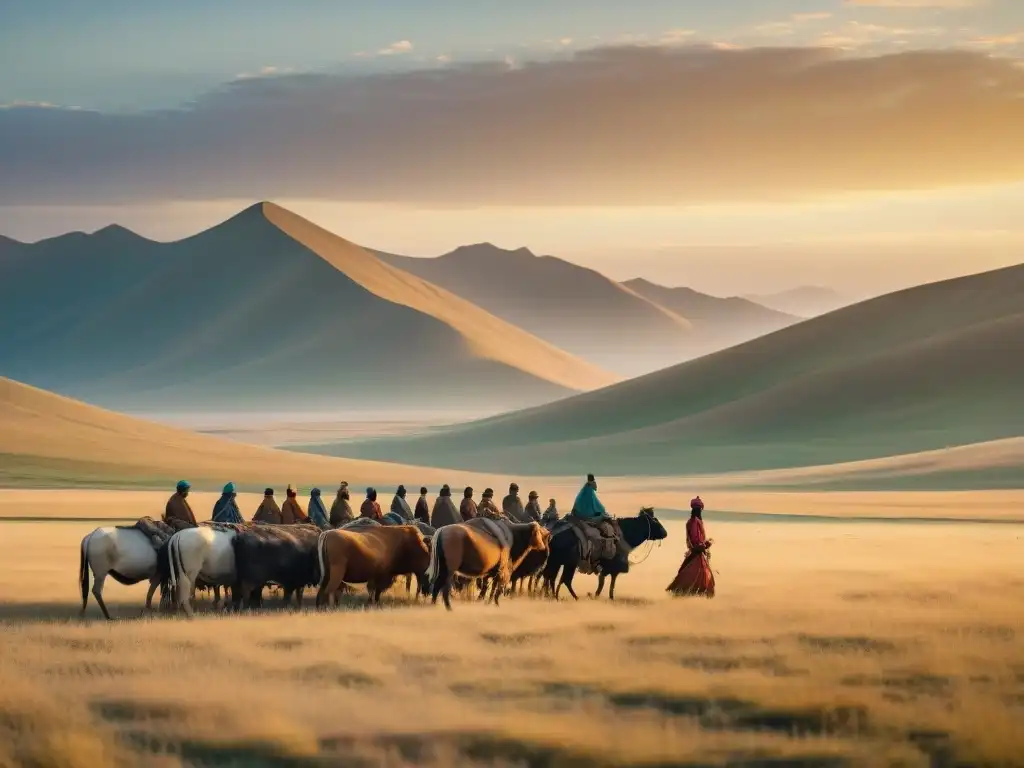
[
  {"x1": 622, "y1": 278, "x2": 799, "y2": 354},
  {"x1": 0, "y1": 203, "x2": 615, "y2": 414},
  {"x1": 311, "y1": 262, "x2": 1024, "y2": 477},
  {"x1": 745, "y1": 286, "x2": 849, "y2": 317},
  {"x1": 378, "y1": 243, "x2": 695, "y2": 376}
]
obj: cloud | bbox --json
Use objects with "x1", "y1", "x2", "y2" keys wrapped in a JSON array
[
  {"x1": 844, "y1": 0, "x2": 986, "y2": 7},
  {"x1": 1, "y1": 44, "x2": 1023, "y2": 207},
  {"x1": 378, "y1": 40, "x2": 413, "y2": 55}
]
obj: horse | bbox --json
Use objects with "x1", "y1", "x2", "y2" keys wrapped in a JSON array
[
  {"x1": 542, "y1": 508, "x2": 668, "y2": 601},
  {"x1": 427, "y1": 520, "x2": 549, "y2": 611},
  {"x1": 380, "y1": 515, "x2": 436, "y2": 595},
  {"x1": 166, "y1": 524, "x2": 244, "y2": 618},
  {"x1": 315, "y1": 524, "x2": 432, "y2": 609},
  {"x1": 79, "y1": 525, "x2": 166, "y2": 620}
]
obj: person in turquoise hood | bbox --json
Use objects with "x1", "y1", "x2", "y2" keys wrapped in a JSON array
[
  {"x1": 212, "y1": 482, "x2": 244, "y2": 524},
  {"x1": 570, "y1": 474, "x2": 619, "y2": 569},
  {"x1": 307, "y1": 488, "x2": 330, "y2": 530}
]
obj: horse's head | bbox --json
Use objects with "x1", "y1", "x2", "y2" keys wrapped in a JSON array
[
  {"x1": 529, "y1": 522, "x2": 550, "y2": 552},
  {"x1": 636, "y1": 506, "x2": 668, "y2": 543}
]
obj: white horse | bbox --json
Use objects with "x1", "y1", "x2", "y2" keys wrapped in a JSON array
[
  {"x1": 167, "y1": 526, "x2": 239, "y2": 618},
  {"x1": 79, "y1": 527, "x2": 164, "y2": 621}
]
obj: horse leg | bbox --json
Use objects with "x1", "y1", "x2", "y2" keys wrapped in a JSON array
[
  {"x1": 405, "y1": 573, "x2": 412, "y2": 595},
  {"x1": 317, "y1": 558, "x2": 346, "y2": 610},
  {"x1": 212, "y1": 585, "x2": 222, "y2": 608},
  {"x1": 595, "y1": 572, "x2": 606, "y2": 598},
  {"x1": 144, "y1": 575, "x2": 161, "y2": 612},
  {"x1": 91, "y1": 571, "x2": 113, "y2": 621},
  {"x1": 476, "y1": 578, "x2": 489, "y2": 602},
  {"x1": 609, "y1": 573, "x2": 618, "y2": 600},
  {"x1": 561, "y1": 563, "x2": 580, "y2": 601},
  {"x1": 295, "y1": 587, "x2": 304, "y2": 610}
]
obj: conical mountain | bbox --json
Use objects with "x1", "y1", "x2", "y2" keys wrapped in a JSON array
[{"x1": 0, "y1": 203, "x2": 615, "y2": 414}]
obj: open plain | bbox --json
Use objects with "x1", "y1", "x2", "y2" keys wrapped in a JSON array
[{"x1": 1, "y1": 498, "x2": 1022, "y2": 768}]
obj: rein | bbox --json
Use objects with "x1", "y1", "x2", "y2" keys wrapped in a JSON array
[{"x1": 626, "y1": 512, "x2": 660, "y2": 565}]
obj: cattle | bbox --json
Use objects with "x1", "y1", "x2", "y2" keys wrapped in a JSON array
[
  {"x1": 426, "y1": 519, "x2": 549, "y2": 611},
  {"x1": 542, "y1": 508, "x2": 668, "y2": 601},
  {"x1": 315, "y1": 524, "x2": 432, "y2": 608},
  {"x1": 230, "y1": 523, "x2": 322, "y2": 610}
]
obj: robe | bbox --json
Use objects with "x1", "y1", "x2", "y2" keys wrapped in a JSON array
[
  {"x1": 390, "y1": 494, "x2": 414, "y2": 521},
  {"x1": 414, "y1": 496, "x2": 431, "y2": 524},
  {"x1": 502, "y1": 494, "x2": 528, "y2": 523},
  {"x1": 164, "y1": 493, "x2": 198, "y2": 529},
  {"x1": 281, "y1": 497, "x2": 309, "y2": 525},
  {"x1": 253, "y1": 496, "x2": 283, "y2": 525},
  {"x1": 211, "y1": 494, "x2": 244, "y2": 524},
  {"x1": 666, "y1": 515, "x2": 715, "y2": 598},
  {"x1": 478, "y1": 498, "x2": 503, "y2": 520},
  {"x1": 541, "y1": 503, "x2": 560, "y2": 526},
  {"x1": 360, "y1": 498, "x2": 383, "y2": 520},
  {"x1": 459, "y1": 497, "x2": 478, "y2": 521},
  {"x1": 572, "y1": 484, "x2": 607, "y2": 520},
  {"x1": 307, "y1": 495, "x2": 330, "y2": 530},
  {"x1": 525, "y1": 499, "x2": 542, "y2": 523},
  {"x1": 430, "y1": 495, "x2": 461, "y2": 528},
  {"x1": 330, "y1": 494, "x2": 354, "y2": 527}
]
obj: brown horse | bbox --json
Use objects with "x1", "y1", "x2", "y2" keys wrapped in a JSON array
[
  {"x1": 426, "y1": 520, "x2": 549, "y2": 610},
  {"x1": 315, "y1": 524, "x2": 431, "y2": 608}
]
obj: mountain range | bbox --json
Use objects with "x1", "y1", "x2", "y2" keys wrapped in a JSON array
[
  {"x1": 312, "y1": 261, "x2": 1024, "y2": 478},
  {"x1": 379, "y1": 244, "x2": 799, "y2": 376},
  {"x1": 0, "y1": 203, "x2": 614, "y2": 414}
]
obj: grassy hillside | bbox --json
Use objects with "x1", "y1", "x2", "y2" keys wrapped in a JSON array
[
  {"x1": 313, "y1": 262, "x2": 1024, "y2": 476},
  {"x1": 378, "y1": 244, "x2": 696, "y2": 376},
  {"x1": 0, "y1": 204, "x2": 613, "y2": 413}
]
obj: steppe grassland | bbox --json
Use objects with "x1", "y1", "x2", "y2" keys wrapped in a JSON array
[{"x1": 0, "y1": 515, "x2": 1022, "y2": 766}]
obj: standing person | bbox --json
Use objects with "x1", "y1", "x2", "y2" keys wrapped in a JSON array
[
  {"x1": 414, "y1": 487, "x2": 431, "y2": 524},
  {"x1": 281, "y1": 485, "x2": 309, "y2": 524},
  {"x1": 211, "y1": 482, "x2": 244, "y2": 524},
  {"x1": 360, "y1": 488, "x2": 383, "y2": 520},
  {"x1": 524, "y1": 491, "x2": 542, "y2": 522},
  {"x1": 502, "y1": 483, "x2": 528, "y2": 522},
  {"x1": 666, "y1": 496, "x2": 715, "y2": 598},
  {"x1": 430, "y1": 485, "x2": 461, "y2": 528},
  {"x1": 390, "y1": 485, "x2": 413, "y2": 521},
  {"x1": 307, "y1": 488, "x2": 330, "y2": 530},
  {"x1": 253, "y1": 488, "x2": 283, "y2": 524},
  {"x1": 164, "y1": 480, "x2": 198, "y2": 531},
  {"x1": 330, "y1": 482, "x2": 354, "y2": 527},
  {"x1": 460, "y1": 487, "x2": 478, "y2": 521}
]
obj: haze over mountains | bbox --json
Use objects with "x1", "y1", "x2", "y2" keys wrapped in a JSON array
[
  {"x1": 379, "y1": 244, "x2": 799, "y2": 376},
  {"x1": 744, "y1": 286, "x2": 849, "y2": 318},
  {"x1": 314, "y1": 262, "x2": 1024, "y2": 479},
  {"x1": 0, "y1": 203, "x2": 614, "y2": 415}
]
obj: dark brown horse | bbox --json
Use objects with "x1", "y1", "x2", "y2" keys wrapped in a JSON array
[
  {"x1": 315, "y1": 524, "x2": 431, "y2": 608},
  {"x1": 426, "y1": 520, "x2": 549, "y2": 610}
]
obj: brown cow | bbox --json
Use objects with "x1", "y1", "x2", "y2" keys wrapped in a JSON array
[
  {"x1": 315, "y1": 524, "x2": 431, "y2": 608},
  {"x1": 426, "y1": 519, "x2": 549, "y2": 610}
]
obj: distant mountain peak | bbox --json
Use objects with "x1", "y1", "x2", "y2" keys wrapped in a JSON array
[{"x1": 446, "y1": 242, "x2": 537, "y2": 259}]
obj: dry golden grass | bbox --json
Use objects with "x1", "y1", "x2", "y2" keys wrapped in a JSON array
[{"x1": 1, "y1": 512, "x2": 1022, "y2": 767}]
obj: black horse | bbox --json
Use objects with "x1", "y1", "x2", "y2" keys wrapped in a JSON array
[{"x1": 542, "y1": 508, "x2": 668, "y2": 601}]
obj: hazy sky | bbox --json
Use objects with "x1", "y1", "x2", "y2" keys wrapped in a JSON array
[{"x1": 2, "y1": 0, "x2": 1023, "y2": 295}]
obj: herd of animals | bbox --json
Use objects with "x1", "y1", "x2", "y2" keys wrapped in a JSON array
[{"x1": 78, "y1": 479, "x2": 671, "y2": 621}]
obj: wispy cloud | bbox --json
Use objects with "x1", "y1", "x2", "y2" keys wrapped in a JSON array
[
  {"x1": 844, "y1": 0, "x2": 987, "y2": 8},
  {"x1": 2, "y1": 45, "x2": 1022, "y2": 207},
  {"x1": 378, "y1": 40, "x2": 413, "y2": 56}
]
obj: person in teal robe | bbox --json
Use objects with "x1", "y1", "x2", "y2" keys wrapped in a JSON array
[
  {"x1": 212, "y1": 482, "x2": 244, "y2": 524},
  {"x1": 307, "y1": 488, "x2": 330, "y2": 530},
  {"x1": 572, "y1": 474, "x2": 608, "y2": 520}
]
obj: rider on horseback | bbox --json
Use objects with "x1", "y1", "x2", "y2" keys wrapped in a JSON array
[{"x1": 568, "y1": 474, "x2": 621, "y2": 570}]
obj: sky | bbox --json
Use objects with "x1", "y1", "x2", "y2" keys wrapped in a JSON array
[{"x1": 2, "y1": 0, "x2": 1023, "y2": 295}]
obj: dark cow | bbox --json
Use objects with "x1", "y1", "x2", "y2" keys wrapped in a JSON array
[{"x1": 231, "y1": 523, "x2": 322, "y2": 610}]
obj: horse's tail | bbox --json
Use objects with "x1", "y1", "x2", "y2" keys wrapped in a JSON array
[
  {"x1": 316, "y1": 529, "x2": 330, "y2": 592},
  {"x1": 168, "y1": 533, "x2": 181, "y2": 591},
  {"x1": 79, "y1": 531, "x2": 92, "y2": 611},
  {"x1": 425, "y1": 526, "x2": 446, "y2": 586}
]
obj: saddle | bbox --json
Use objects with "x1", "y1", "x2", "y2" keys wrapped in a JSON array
[
  {"x1": 117, "y1": 517, "x2": 176, "y2": 551},
  {"x1": 470, "y1": 517, "x2": 513, "y2": 550},
  {"x1": 560, "y1": 515, "x2": 620, "y2": 575}
]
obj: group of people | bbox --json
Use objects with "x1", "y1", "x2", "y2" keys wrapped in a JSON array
[{"x1": 163, "y1": 474, "x2": 716, "y2": 598}]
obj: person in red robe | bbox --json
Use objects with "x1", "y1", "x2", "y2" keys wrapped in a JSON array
[{"x1": 666, "y1": 496, "x2": 715, "y2": 598}]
